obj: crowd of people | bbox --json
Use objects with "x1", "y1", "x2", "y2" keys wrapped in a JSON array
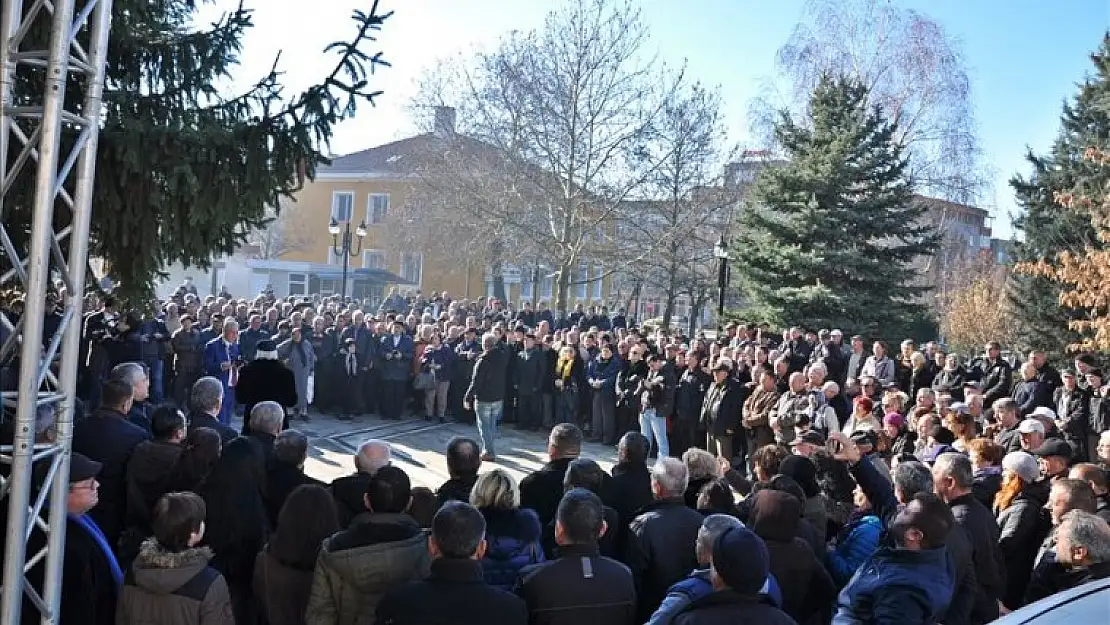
[{"x1": 2, "y1": 281, "x2": 1110, "y2": 625}]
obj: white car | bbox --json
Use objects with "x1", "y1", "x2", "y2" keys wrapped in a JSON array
[{"x1": 992, "y1": 578, "x2": 1110, "y2": 624}]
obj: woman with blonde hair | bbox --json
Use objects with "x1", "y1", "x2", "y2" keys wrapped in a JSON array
[
  {"x1": 994, "y1": 451, "x2": 1050, "y2": 610},
  {"x1": 469, "y1": 468, "x2": 545, "y2": 590}
]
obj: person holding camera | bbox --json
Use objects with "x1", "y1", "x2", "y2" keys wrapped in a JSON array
[{"x1": 378, "y1": 319, "x2": 414, "y2": 420}]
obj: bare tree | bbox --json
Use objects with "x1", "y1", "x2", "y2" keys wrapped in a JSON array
[
  {"x1": 406, "y1": 0, "x2": 686, "y2": 315},
  {"x1": 752, "y1": 0, "x2": 984, "y2": 204},
  {"x1": 624, "y1": 82, "x2": 735, "y2": 329},
  {"x1": 246, "y1": 199, "x2": 316, "y2": 259}
]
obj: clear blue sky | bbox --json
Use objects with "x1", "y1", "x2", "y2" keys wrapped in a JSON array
[{"x1": 202, "y1": 0, "x2": 1110, "y2": 238}]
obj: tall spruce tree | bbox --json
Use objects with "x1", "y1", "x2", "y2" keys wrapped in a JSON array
[
  {"x1": 733, "y1": 75, "x2": 936, "y2": 338},
  {"x1": 4, "y1": 1, "x2": 391, "y2": 302},
  {"x1": 1008, "y1": 34, "x2": 1110, "y2": 359}
]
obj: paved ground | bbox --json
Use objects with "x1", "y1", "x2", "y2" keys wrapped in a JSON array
[{"x1": 259, "y1": 413, "x2": 620, "y2": 490}]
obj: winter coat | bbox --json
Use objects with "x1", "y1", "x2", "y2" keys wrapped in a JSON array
[
  {"x1": 646, "y1": 568, "x2": 784, "y2": 625},
  {"x1": 520, "y1": 457, "x2": 575, "y2": 527},
  {"x1": 932, "y1": 367, "x2": 966, "y2": 402},
  {"x1": 676, "y1": 368, "x2": 712, "y2": 424},
  {"x1": 602, "y1": 461, "x2": 654, "y2": 543},
  {"x1": 827, "y1": 515, "x2": 882, "y2": 586},
  {"x1": 979, "y1": 358, "x2": 1013, "y2": 407},
  {"x1": 514, "y1": 346, "x2": 548, "y2": 395},
  {"x1": 587, "y1": 355, "x2": 621, "y2": 396},
  {"x1": 701, "y1": 378, "x2": 743, "y2": 437},
  {"x1": 996, "y1": 486, "x2": 1051, "y2": 609},
  {"x1": 673, "y1": 590, "x2": 796, "y2": 625},
  {"x1": 465, "y1": 347, "x2": 509, "y2": 404},
  {"x1": 374, "y1": 558, "x2": 528, "y2": 625},
  {"x1": 124, "y1": 440, "x2": 182, "y2": 535},
  {"x1": 116, "y1": 540, "x2": 234, "y2": 625},
  {"x1": 253, "y1": 547, "x2": 315, "y2": 625},
  {"x1": 742, "y1": 386, "x2": 779, "y2": 448},
  {"x1": 478, "y1": 507, "x2": 545, "y2": 590},
  {"x1": 330, "y1": 472, "x2": 373, "y2": 528},
  {"x1": 750, "y1": 490, "x2": 836, "y2": 624},
  {"x1": 1012, "y1": 378, "x2": 1052, "y2": 417},
  {"x1": 516, "y1": 543, "x2": 636, "y2": 625},
  {"x1": 306, "y1": 513, "x2": 431, "y2": 625},
  {"x1": 73, "y1": 408, "x2": 152, "y2": 546},
  {"x1": 1054, "y1": 386, "x2": 1091, "y2": 445},
  {"x1": 949, "y1": 493, "x2": 1005, "y2": 623},
  {"x1": 377, "y1": 334, "x2": 415, "y2": 381},
  {"x1": 833, "y1": 545, "x2": 955, "y2": 625},
  {"x1": 625, "y1": 497, "x2": 705, "y2": 621},
  {"x1": 235, "y1": 358, "x2": 298, "y2": 431},
  {"x1": 971, "y1": 467, "x2": 1003, "y2": 510}
]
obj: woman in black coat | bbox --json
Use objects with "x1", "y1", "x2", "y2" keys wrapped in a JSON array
[
  {"x1": 199, "y1": 438, "x2": 270, "y2": 625},
  {"x1": 994, "y1": 452, "x2": 1051, "y2": 610}
]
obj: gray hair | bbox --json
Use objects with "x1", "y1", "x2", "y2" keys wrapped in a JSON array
[
  {"x1": 808, "y1": 362, "x2": 827, "y2": 378},
  {"x1": 682, "y1": 448, "x2": 719, "y2": 481},
  {"x1": 189, "y1": 377, "x2": 224, "y2": 413},
  {"x1": 469, "y1": 468, "x2": 520, "y2": 510},
  {"x1": 697, "y1": 514, "x2": 742, "y2": 559},
  {"x1": 652, "y1": 457, "x2": 689, "y2": 498},
  {"x1": 273, "y1": 429, "x2": 309, "y2": 466},
  {"x1": 1060, "y1": 510, "x2": 1110, "y2": 563},
  {"x1": 355, "y1": 439, "x2": 392, "y2": 474},
  {"x1": 934, "y1": 452, "x2": 974, "y2": 489},
  {"x1": 249, "y1": 401, "x2": 284, "y2": 434},
  {"x1": 481, "y1": 332, "x2": 497, "y2": 351},
  {"x1": 110, "y1": 361, "x2": 146, "y2": 387},
  {"x1": 893, "y1": 461, "x2": 934, "y2": 502},
  {"x1": 222, "y1": 318, "x2": 239, "y2": 334}
]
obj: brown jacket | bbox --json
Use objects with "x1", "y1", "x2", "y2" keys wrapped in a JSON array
[{"x1": 116, "y1": 540, "x2": 234, "y2": 625}]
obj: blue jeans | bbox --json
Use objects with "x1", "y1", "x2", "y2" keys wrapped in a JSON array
[
  {"x1": 475, "y1": 400, "x2": 503, "y2": 456},
  {"x1": 640, "y1": 407, "x2": 669, "y2": 458}
]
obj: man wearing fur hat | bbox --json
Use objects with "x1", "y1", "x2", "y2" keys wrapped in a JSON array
[{"x1": 236, "y1": 339, "x2": 298, "y2": 434}]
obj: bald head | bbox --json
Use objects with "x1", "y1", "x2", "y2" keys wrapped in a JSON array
[{"x1": 355, "y1": 439, "x2": 392, "y2": 475}]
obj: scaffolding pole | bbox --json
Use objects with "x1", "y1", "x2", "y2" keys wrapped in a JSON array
[{"x1": 0, "y1": 0, "x2": 113, "y2": 623}]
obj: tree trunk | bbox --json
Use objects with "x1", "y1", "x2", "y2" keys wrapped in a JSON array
[
  {"x1": 555, "y1": 261, "x2": 572, "y2": 319},
  {"x1": 489, "y1": 238, "x2": 507, "y2": 302}
]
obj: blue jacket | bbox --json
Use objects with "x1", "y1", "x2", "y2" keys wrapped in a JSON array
[
  {"x1": 479, "y1": 507, "x2": 545, "y2": 591},
  {"x1": 833, "y1": 544, "x2": 955, "y2": 625},
  {"x1": 827, "y1": 515, "x2": 883, "y2": 586},
  {"x1": 587, "y1": 355, "x2": 621, "y2": 394},
  {"x1": 377, "y1": 334, "x2": 414, "y2": 381},
  {"x1": 646, "y1": 568, "x2": 783, "y2": 625}
]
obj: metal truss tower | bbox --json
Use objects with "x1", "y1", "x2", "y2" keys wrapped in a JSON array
[{"x1": 0, "y1": 0, "x2": 112, "y2": 622}]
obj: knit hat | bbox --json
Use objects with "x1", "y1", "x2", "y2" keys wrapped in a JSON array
[
  {"x1": 883, "y1": 412, "x2": 905, "y2": 428},
  {"x1": 779, "y1": 455, "x2": 820, "y2": 498},
  {"x1": 711, "y1": 526, "x2": 769, "y2": 593},
  {"x1": 1002, "y1": 451, "x2": 1040, "y2": 484}
]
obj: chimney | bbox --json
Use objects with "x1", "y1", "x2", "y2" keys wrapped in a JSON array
[{"x1": 433, "y1": 106, "x2": 456, "y2": 137}]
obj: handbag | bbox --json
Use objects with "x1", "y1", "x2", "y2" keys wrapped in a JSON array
[{"x1": 414, "y1": 370, "x2": 436, "y2": 391}]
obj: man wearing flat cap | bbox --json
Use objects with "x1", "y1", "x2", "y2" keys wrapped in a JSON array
[
  {"x1": 23, "y1": 453, "x2": 120, "y2": 625},
  {"x1": 236, "y1": 338, "x2": 298, "y2": 434}
]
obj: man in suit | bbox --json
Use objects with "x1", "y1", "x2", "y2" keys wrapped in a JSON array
[{"x1": 203, "y1": 318, "x2": 240, "y2": 424}]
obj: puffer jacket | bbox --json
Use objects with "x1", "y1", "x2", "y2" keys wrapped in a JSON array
[
  {"x1": 997, "y1": 486, "x2": 1051, "y2": 610},
  {"x1": 479, "y1": 507, "x2": 545, "y2": 590},
  {"x1": 116, "y1": 539, "x2": 234, "y2": 625},
  {"x1": 306, "y1": 513, "x2": 431, "y2": 625},
  {"x1": 826, "y1": 514, "x2": 882, "y2": 586}
]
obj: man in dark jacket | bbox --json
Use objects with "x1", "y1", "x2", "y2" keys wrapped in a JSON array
[
  {"x1": 626, "y1": 457, "x2": 705, "y2": 622},
  {"x1": 73, "y1": 378, "x2": 152, "y2": 547},
  {"x1": 25, "y1": 453, "x2": 122, "y2": 625},
  {"x1": 1041, "y1": 510, "x2": 1110, "y2": 595},
  {"x1": 378, "y1": 319, "x2": 415, "y2": 420},
  {"x1": 933, "y1": 452, "x2": 1005, "y2": 623},
  {"x1": 515, "y1": 333, "x2": 549, "y2": 431},
  {"x1": 309, "y1": 466, "x2": 431, "y2": 623},
  {"x1": 672, "y1": 525, "x2": 795, "y2": 625},
  {"x1": 236, "y1": 339, "x2": 298, "y2": 435},
  {"x1": 1055, "y1": 370, "x2": 1092, "y2": 462},
  {"x1": 123, "y1": 405, "x2": 185, "y2": 542},
  {"x1": 186, "y1": 376, "x2": 238, "y2": 445},
  {"x1": 701, "y1": 359, "x2": 743, "y2": 465},
  {"x1": 465, "y1": 332, "x2": 508, "y2": 460},
  {"x1": 980, "y1": 342, "x2": 1013, "y2": 409},
  {"x1": 520, "y1": 424, "x2": 582, "y2": 527},
  {"x1": 263, "y1": 429, "x2": 324, "y2": 527},
  {"x1": 1012, "y1": 361, "x2": 1052, "y2": 417},
  {"x1": 603, "y1": 432, "x2": 654, "y2": 537},
  {"x1": 375, "y1": 501, "x2": 528, "y2": 625},
  {"x1": 436, "y1": 436, "x2": 483, "y2": 507},
  {"x1": 516, "y1": 489, "x2": 636, "y2": 625},
  {"x1": 330, "y1": 439, "x2": 392, "y2": 527}
]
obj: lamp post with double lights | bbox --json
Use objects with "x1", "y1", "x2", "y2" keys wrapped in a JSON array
[
  {"x1": 328, "y1": 218, "x2": 367, "y2": 301},
  {"x1": 713, "y1": 236, "x2": 730, "y2": 327}
]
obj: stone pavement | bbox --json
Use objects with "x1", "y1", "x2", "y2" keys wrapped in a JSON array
[{"x1": 264, "y1": 413, "x2": 620, "y2": 490}]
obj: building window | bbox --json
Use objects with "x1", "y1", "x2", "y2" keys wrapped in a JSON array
[
  {"x1": 319, "y1": 279, "x2": 340, "y2": 295},
  {"x1": 331, "y1": 191, "x2": 354, "y2": 222},
  {"x1": 363, "y1": 249, "x2": 385, "y2": 269},
  {"x1": 401, "y1": 252, "x2": 423, "y2": 285},
  {"x1": 575, "y1": 262, "x2": 588, "y2": 299},
  {"x1": 592, "y1": 265, "x2": 604, "y2": 299},
  {"x1": 368, "y1": 193, "x2": 389, "y2": 224},
  {"x1": 288, "y1": 273, "x2": 307, "y2": 296}
]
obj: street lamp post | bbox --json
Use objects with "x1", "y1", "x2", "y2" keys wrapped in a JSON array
[
  {"x1": 329, "y1": 218, "x2": 367, "y2": 301},
  {"x1": 713, "y1": 236, "x2": 730, "y2": 327}
]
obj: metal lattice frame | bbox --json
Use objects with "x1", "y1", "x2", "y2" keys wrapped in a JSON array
[{"x1": 0, "y1": 0, "x2": 112, "y2": 623}]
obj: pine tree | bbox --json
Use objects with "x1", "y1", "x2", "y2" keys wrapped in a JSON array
[
  {"x1": 732, "y1": 75, "x2": 937, "y2": 338},
  {"x1": 1008, "y1": 34, "x2": 1110, "y2": 359},
  {"x1": 4, "y1": 1, "x2": 391, "y2": 302}
]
